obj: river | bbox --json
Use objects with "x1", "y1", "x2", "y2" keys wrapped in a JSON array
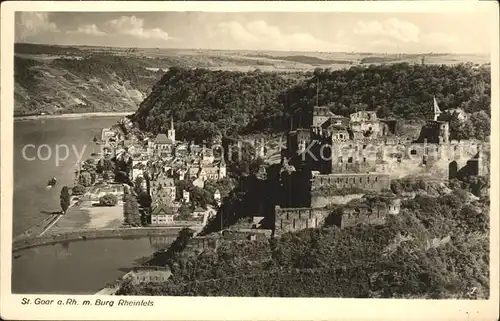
[{"x1": 12, "y1": 117, "x2": 173, "y2": 294}]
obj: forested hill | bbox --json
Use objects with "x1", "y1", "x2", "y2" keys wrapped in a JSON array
[
  {"x1": 132, "y1": 63, "x2": 491, "y2": 142},
  {"x1": 131, "y1": 67, "x2": 300, "y2": 142},
  {"x1": 284, "y1": 63, "x2": 491, "y2": 120}
]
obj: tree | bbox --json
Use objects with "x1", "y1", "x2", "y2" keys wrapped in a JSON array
[
  {"x1": 123, "y1": 193, "x2": 140, "y2": 225},
  {"x1": 463, "y1": 175, "x2": 489, "y2": 197},
  {"x1": 177, "y1": 204, "x2": 192, "y2": 220},
  {"x1": 137, "y1": 191, "x2": 152, "y2": 208},
  {"x1": 103, "y1": 171, "x2": 111, "y2": 181},
  {"x1": 469, "y1": 111, "x2": 491, "y2": 140},
  {"x1": 71, "y1": 185, "x2": 86, "y2": 196},
  {"x1": 60, "y1": 186, "x2": 71, "y2": 214},
  {"x1": 78, "y1": 171, "x2": 92, "y2": 187},
  {"x1": 189, "y1": 186, "x2": 211, "y2": 209},
  {"x1": 134, "y1": 176, "x2": 145, "y2": 194},
  {"x1": 99, "y1": 193, "x2": 118, "y2": 206}
]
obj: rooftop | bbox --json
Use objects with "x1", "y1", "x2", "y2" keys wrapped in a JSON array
[
  {"x1": 155, "y1": 134, "x2": 173, "y2": 144},
  {"x1": 151, "y1": 203, "x2": 177, "y2": 215}
]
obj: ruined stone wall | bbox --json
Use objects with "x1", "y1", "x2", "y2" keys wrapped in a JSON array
[
  {"x1": 186, "y1": 237, "x2": 221, "y2": 252},
  {"x1": 311, "y1": 194, "x2": 365, "y2": 208},
  {"x1": 341, "y1": 207, "x2": 387, "y2": 228},
  {"x1": 374, "y1": 141, "x2": 483, "y2": 180},
  {"x1": 274, "y1": 206, "x2": 329, "y2": 237},
  {"x1": 311, "y1": 173, "x2": 391, "y2": 191}
]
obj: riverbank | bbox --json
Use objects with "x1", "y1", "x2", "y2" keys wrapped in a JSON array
[
  {"x1": 12, "y1": 226, "x2": 193, "y2": 252},
  {"x1": 14, "y1": 111, "x2": 133, "y2": 121}
]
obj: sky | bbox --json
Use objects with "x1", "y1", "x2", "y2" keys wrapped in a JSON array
[{"x1": 15, "y1": 10, "x2": 493, "y2": 54}]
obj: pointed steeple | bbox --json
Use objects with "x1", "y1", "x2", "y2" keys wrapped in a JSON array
[
  {"x1": 433, "y1": 96, "x2": 442, "y2": 121},
  {"x1": 167, "y1": 116, "x2": 176, "y2": 143}
]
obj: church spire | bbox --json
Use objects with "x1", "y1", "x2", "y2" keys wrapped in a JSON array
[
  {"x1": 433, "y1": 96, "x2": 442, "y2": 121},
  {"x1": 167, "y1": 116, "x2": 176, "y2": 143}
]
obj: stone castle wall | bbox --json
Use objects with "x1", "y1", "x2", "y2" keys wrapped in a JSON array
[
  {"x1": 274, "y1": 206, "x2": 329, "y2": 237},
  {"x1": 341, "y1": 207, "x2": 387, "y2": 228},
  {"x1": 311, "y1": 194, "x2": 365, "y2": 208},
  {"x1": 311, "y1": 173, "x2": 391, "y2": 191},
  {"x1": 186, "y1": 237, "x2": 221, "y2": 252}
]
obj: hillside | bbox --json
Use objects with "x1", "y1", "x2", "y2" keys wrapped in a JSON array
[
  {"x1": 285, "y1": 63, "x2": 491, "y2": 119},
  {"x1": 131, "y1": 63, "x2": 491, "y2": 143},
  {"x1": 14, "y1": 55, "x2": 163, "y2": 116},
  {"x1": 117, "y1": 181, "x2": 490, "y2": 298},
  {"x1": 131, "y1": 67, "x2": 300, "y2": 142},
  {"x1": 14, "y1": 43, "x2": 490, "y2": 117}
]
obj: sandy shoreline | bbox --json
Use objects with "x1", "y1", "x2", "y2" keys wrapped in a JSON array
[{"x1": 14, "y1": 111, "x2": 134, "y2": 121}]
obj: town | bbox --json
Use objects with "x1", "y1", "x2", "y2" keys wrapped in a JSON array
[
  {"x1": 69, "y1": 117, "x2": 227, "y2": 233},
  {"x1": 60, "y1": 94, "x2": 488, "y2": 263}
]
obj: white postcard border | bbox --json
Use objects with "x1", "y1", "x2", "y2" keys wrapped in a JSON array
[{"x1": 1, "y1": 1, "x2": 499, "y2": 320}]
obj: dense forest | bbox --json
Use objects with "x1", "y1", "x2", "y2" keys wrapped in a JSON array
[
  {"x1": 132, "y1": 63, "x2": 491, "y2": 142},
  {"x1": 131, "y1": 67, "x2": 299, "y2": 141},
  {"x1": 117, "y1": 179, "x2": 489, "y2": 298},
  {"x1": 283, "y1": 63, "x2": 490, "y2": 120}
]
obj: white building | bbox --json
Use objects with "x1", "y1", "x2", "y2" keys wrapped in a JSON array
[
  {"x1": 183, "y1": 190, "x2": 190, "y2": 203},
  {"x1": 150, "y1": 203, "x2": 176, "y2": 225},
  {"x1": 150, "y1": 175, "x2": 177, "y2": 204},
  {"x1": 214, "y1": 189, "x2": 221, "y2": 205}
]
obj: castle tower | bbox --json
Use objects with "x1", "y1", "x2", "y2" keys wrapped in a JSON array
[
  {"x1": 167, "y1": 117, "x2": 176, "y2": 143},
  {"x1": 439, "y1": 122, "x2": 450, "y2": 144}
]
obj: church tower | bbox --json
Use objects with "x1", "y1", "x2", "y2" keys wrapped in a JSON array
[{"x1": 167, "y1": 117, "x2": 176, "y2": 143}]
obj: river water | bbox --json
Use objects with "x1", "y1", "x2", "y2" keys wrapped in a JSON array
[{"x1": 12, "y1": 117, "x2": 174, "y2": 294}]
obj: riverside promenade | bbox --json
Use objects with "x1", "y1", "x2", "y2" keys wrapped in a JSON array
[{"x1": 12, "y1": 225, "x2": 201, "y2": 252}]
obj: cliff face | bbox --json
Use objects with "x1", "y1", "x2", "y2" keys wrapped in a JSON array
[{"x1": 14, "y1": 55, "x2": 163, "y2": 116}]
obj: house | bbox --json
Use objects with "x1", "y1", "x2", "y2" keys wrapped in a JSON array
[
  {"x1": 186, "y1": 166, "x2": 199, "y2": 180},
  {"x1": 193, "y1": 207, "x2": 207, "y2": 218},
  {"x1": 199, "y1": 166, "x2": 218, "y2": 181},
  {"x1": 194, "y1": 160, "x2": 227, "y2": 182},
  {"x1": 193, "y1": 206, "x2": 217, "y2": 219},
  {"x1": 150, "y1": 176, "x2": 176, "y2": 204},
  {"x1": 445, "y1": 108, "x2": 469, "y2": 122},
  {"x1": 176, "y1": 168, "x2": 187, "y2": 181},
  {"x1": 200, "y1": 150, "x2": 215, "y2": 165},
  {"x1": 148, "y1": 133, "x2": 174, "y2": 157},
  {"x1": 101, "y1": 128, "x2": 115, "y2": 142},
  {"x1": 214, "y1": 189, "x2": 221, "y2": 205},
  {"x1": 150, "y1": 203, "x2": 177, "y2": 225},
  {"x1": 190, "y1": 144, "x2": 203, "y2": 156},
  {"x1": 131, "y1": 162, "x2": 146, "y2": 180},
  {"x1": 193, "y1": 177, "x2": 205, "y2": 188},
  {"x1": 183, "y1": 190, "x2": 190, "y2": 203},
  {"x1": 90, "y1": 184, "x2": 124, "y2": 202},
  {"x1": 175, "y1": 144, "x2": 189, "y2": 158},
  {"x1": 252, "y1": 216, "x2": 265, "y2": 229}
]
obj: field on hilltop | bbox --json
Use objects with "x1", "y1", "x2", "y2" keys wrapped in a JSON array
[{"x1": 13, "y1": 43, "x2": 490, "y2": 116}]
